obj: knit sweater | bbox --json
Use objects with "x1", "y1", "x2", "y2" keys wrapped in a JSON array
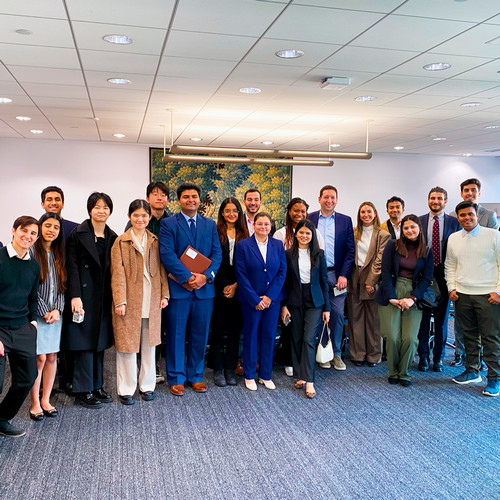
[
  {"x1": 0, "y1": 246, "x2": 40, "y2": 328},
  {"x1": 445, "y1": 226, "x2": 500, "y2": 295}
]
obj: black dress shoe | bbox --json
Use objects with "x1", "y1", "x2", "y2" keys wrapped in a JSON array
[
  {"x1": 119, "y1": 395, "x2": 135, "y2": 406},
  {"x1": 76, "y1": 392, "x2": 103, "y2": 409},
  {"x1": 29, "y1": 411, "x2": 45, "y2": 422},
  {"x1": 353, "y1": 360, "x2": 365, "y2": 367},
  {"x1": 42, "y1": 407, "x2": 58, "y2": 418},
  {"x1": 433, "y1": 361, "x2": 444, "y2": 372},
  {"x1": 388, "y1": 377, "x2": 399, "y2": 385},
  {"x1": 225, "y1": 369, "x2": 237, "y2": 386},
  {"x1": 214, "y1": 370, "x2": 227, "y2": 387},
  {"x1": 366, "y1": 362, "x2": 376, "y2": 367},
  {"x1": 93, "y1": 388, "x2": 113, "y2": 403},
  {"x1": 399, "y1": 379, "x2": 412, "y2": 387},
  {"x1": 139, "y1": 390, "x2": 154, "y2": 401},
  {"x1": 418, "y1": 358, "x2": 429, "y2": 372}
]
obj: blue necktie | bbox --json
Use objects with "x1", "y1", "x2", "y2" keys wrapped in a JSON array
[{"x1": 188, "y1": 218, "x2": 196, "y2": 240}]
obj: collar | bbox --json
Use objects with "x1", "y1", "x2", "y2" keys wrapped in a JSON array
[
  {"x1": 462, "y1": 224, "x2": 480, "y2": 237},
  {"x1": 245, "y1": 213, "x2": 254, "y2": 224},
  {"x1": 429, "y1": 212, "x2": 444, "y2": 221},
  {"x1": 7, "y1": 242, "x2": 31, "y2": 260},
  {"x1": 181, "y1": 212, "x2": 197, "y2": 223},
  {"x1": 256, "y1": 238, "x2": 268, "y2": 246},
  {"x1": 319, "y1": 211, "x2": 335, "y2": 220}
]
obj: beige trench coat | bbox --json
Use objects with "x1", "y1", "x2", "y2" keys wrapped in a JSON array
[{"x1": 111, "y1": 229, "x2": 169, "y2": 353}]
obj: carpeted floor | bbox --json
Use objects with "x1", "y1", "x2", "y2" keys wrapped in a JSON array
[{"x1": 0, "y1": 343, "x2": 498, "y2": 500}]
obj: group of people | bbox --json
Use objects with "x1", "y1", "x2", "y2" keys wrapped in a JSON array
[{"x1": 0, "y1": 177, "x2": 499, "y2": 439}]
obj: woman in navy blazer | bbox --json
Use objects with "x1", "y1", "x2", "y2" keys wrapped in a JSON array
[
  {"x1": 235, "y1": 212, "x2": 286, "y2": 391},
  {"x1": 281, "y1": 219, "x2": 330, "y2": 398},
  {"x1": 375, "y1": 214, "x2": 433, "y2": 386}
]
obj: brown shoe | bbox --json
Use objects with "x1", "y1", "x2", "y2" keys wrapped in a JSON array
[
  {"x1": 235, "y1": 360, "x2": 244, "y2": 376},
  {"x1": 190, "y1": 382, "x2": 207, "y2": 393},
  {"x1": 170, "y1": 384, "x2": 185, "y2": 396}
]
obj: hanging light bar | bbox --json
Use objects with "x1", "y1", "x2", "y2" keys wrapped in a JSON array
[
  {"x1": 278, "y1": 150, "x2": 371, "y2": 159},
  {"x1": 171, "y1": 145, "x2": 273, "y2": 155},
  {"x1": 163, "y1": 154, "x2": 333, "y2": 167}
]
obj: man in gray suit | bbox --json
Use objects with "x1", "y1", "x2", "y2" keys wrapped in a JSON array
[{"x1": 450, "y1": 178, "x2": 499, "y2": 367}]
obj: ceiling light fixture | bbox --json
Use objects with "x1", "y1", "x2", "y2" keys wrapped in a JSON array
[
  {"x1": 190, "y1": 137, "x2": 202, "y2": 141},
  {"x1": 30, "y1": 129, "x2": 43, "y2": 134},
  {"x1": 355, "y1": 96, "x2": 376, "y2": 102},
  {"x1": 276, "y1": 49, "x2": 304, "y2": 59},
  {"x1": 16, "y1": 116, "x2": 31, "y2": 121},
  {"x1": 423, "y1": 62, "x2": 451, "y2": 71},
  {"x1": 15, "y1": 29, "x2": 32, "y2": 35},
  {"x1": 432, "y1": 137, "x2": 446, "y2": 141},
  {"x1": 461, "y1": 102, "x2": 480, "y2": 107},
  {"x1": 329, "y1": 143, "x2": 341, "y2": 148},
  {"x1": 262, "y1": 141, "x2": 274, "y2": 145},
  {"x1": 113, "y1": 133, "x2": 125, "y2": 138},
  {"x1": 239, "y1": 87, "x2": 261, "y2": 94},
  {"x1": 107, "y1": 78, "x2": 131, "y2": 85},
  {"x1": 103, "y1": 34, "x2": 133, "y2": 44},
  {"x1": 321, "y1": 77, "x2": 351, "y2": 90},
  {"x1": 393, "y1": 146, "x2": 404, "y2": 150},
  {"x1": 163, "y1": 154, "x2": 333, "y2": 167},
  {"x1": 0, "y1": 97, "x2": 13, "y2": 103},
  {"x1": 484, "y1": 124, "x2": 500, "y2": 129},
  {"x1": 462, "y1": 153, "x2": 473, "y2": 157}
]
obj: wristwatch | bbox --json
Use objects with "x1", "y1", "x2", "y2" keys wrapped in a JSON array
[{"x1": 205, "y1": 274, "x2": 213, "y2": 284}]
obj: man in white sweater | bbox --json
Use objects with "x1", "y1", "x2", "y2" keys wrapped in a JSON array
[{"x1": 445, "y1": 201, "x2": 500, "y2": 397}]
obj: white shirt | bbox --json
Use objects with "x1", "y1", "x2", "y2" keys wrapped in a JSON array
[
  {"x1": 298, "y1": 248, "x2": 311, "y2": 284},
  {"x1": 7, "y1": 243, "x2": 31, "y2": 261},
  {"x1": 257, "y1": 238, "x2": 268, "y2": 264},
  {"x1": 246, "y1": 214, "x2": 255, "y2": 236},
  {"x1": 273, "y1": 226, "x2": 325, "y2": 250},
  {"x1": 228, "y1": 236, "x2": 235, "y2": 266},
  {"x1": 357, "y1": 225, "x2": 373, "y2": 267},
  {"x1": 391, "y1": 221, "x2": 401, "y2": 239}
]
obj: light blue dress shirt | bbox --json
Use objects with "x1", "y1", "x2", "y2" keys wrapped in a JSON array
[{"x1": 318, "y1": 212, "x2": 335, "y2": 267}]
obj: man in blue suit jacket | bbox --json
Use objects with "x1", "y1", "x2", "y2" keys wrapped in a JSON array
[
  {"x1": 159, "y1": 182, "x2": 222, "y2": 395},
  {"x1": 309, "y1": 185, "x2": 355, "y2": 370},
  {"x1": 40, "y1": 186, "x2": 78, "y2": 241},
  {"x1": 417, "y1": 187, "x2": 461, "y2": 372}
]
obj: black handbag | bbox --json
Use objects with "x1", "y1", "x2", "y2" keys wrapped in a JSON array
[{"x1": 418, "y1": 278, "x2": 441, "y2": 310}]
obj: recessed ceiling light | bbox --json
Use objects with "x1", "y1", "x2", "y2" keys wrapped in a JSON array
[
  {"x1": 15, "y1": 29, "x2": 32, "y2": 35},
  {"x1": 190, "y1": 138, "x2": 202, "y2": 142},
  {"x1": 261, "y1": 141, "x2": 274, "y2": 145},
  {"x1": 0, "y1": 97, "x2": 13, "y2": 104},
  {"x1": 462, "y1": 153, "x2": 473, "y2": 157},
  {"x1": 239, "y1": 87, "x2": 261, "y2": 94},
  {"x1": 393, "y1": 146, "x2": 405, "y2": 150},
  {"x1": 461, "y1": 102, "x2": 480, "y2": 107},
  {"x1": 103, "y1": 34, "x2": 133, "y2": 44},
  {"x1": 484, "y1": 124, "x2": 500, "y2": 129},
  {"x1": 16, "y1": 116, "x2": 31, "y2": 121},
  {"x1": 329, "y1": 143, "x2": 341, "y2": 148},
  {"x1": 107, "y1": 78, "x2": 131, "y2": 85},
  {"x1": 355, "y1": 96, "x2": 376, "y2": 102},
  {"x1": 30, "y1": 129, "x2": 43, "y2": 134},
  {"x1": 94, "y1": 117, "x2": 100, "y2": 121},
  {"x1": 113, "y1": 133, "x2": 126, "y2": 138},
  {"x1": 432, "y1": 137, "x2": 446, "y2": 141},
  {"x1": 423, "y1": 62, "x2": 451, "y2": 71},
  {"x1": 275, "y1": 49, "x2": 304, "y2": 59}
]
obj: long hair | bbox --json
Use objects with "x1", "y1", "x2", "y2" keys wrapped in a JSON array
[
  {"x1": 33, "y1": 213, "x2": 66, "y2": 293},
  {"x1": 216, "y1": 197, "x2": 248, "y2": 244},
  {"x1": 284, "y1": 197, "x2": 309, "y2": 249},
  {"x1": 395, "y1": 214, "x2": 427, "y2": 258},
  {"x1": 354, "y1": 201, "x2": 381, "y2": 240},
  {"x1": 290, "y1": 219, "x2": 320, "y2": 268}
]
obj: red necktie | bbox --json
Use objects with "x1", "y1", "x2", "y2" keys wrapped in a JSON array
[{"x1": 432, "y1": 215, "x2": 440, "y2": 266}]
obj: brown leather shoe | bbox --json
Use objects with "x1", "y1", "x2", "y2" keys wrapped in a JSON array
[
  {"x1": 170, "y1": 384, "x2": 185, "y2": 396},
  {"x1": 190, "y1": 382, "x2": 207, "y2": 393},
  {"x1": 235, "y1": 360, "x2": 244, "y2": 376}
]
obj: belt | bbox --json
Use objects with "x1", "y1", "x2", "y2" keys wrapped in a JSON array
[{"x1": 327, "y1": 266, "x2": 335, "y2": 271}]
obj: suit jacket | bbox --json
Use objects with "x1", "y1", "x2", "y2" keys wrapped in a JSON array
[
  {"x1": 375, "y1": 239, "x2": 434, "y2": 306},
  {"x1": 348, "y1": 227, "x2": 391, "y2": 300},
  {"x1": 450, "y1": 204, "x2": 499, "y2": 230},
  {"x1": 380, "y1": 220, "x2": 397, "y2": 239},
  {"x1": 62, "y1": 218, "x2": 78, "y2": 243},
  {"x1": 419, "y1": 213, "x2": 461, "y2": 264},
  {"x1": 159, "y1": 212, "x2": 222, "y2": 300},
  {"x1": 234, "y1": 235, "x2": 286, "y2": 308},
  {"x1": 308, "y1": 210, "x2": 355, "y2": 279},
  {"x1": 284, "y1": 249, "x2": 330, "y2": 311}
]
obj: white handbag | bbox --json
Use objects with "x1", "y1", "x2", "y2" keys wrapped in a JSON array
[{"x1": 316, "y1": 322, "x2": 334, "y2": 364}]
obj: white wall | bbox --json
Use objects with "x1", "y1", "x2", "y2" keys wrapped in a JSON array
[{"x1": 1, "y1": 136, "x2": 499, "y2": 243}]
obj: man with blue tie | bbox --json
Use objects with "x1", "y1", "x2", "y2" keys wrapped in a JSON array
[
  {"x1": 309, "y1": 185, "x2": 355, "y2": 370},
  {"x1": 159, "y1": 182, "x2": 221, "y2": 396},
  {"x1": 417, "y1": 187, "x2": 461, "y2": 372}
]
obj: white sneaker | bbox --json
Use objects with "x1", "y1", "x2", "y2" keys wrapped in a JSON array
[
  {"x1": 284, "y1": 366, "x2": 293, "y2": 377},
  {"x1": 245, "y1": 379, "x2": 257, "y2": 391},
  {"x1": 319, "y1": 362, "x2": 331, "y2": 369},
  {"x1": 332, "y1": 355, "x2": 346, "y2": 371},
  {"x1": 258, "y1": 378, "x2": 276, "y2": 390}
]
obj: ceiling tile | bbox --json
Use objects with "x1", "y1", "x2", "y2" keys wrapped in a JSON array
[
  {"x1": 22, "y1": 83, "x2": 88, "y2": 99},
  {"x1": 158, "y1": 57, "x2": 236, "y2": 80},
  {"x1": 8, "y1": 67, "x2": 84, "y2": 86},
  {"x1": 356, "y1": 74, "x2": 440, "y2": 94},
  {"x1": 0, "y1": 0, "x2": 67, "y2": 18},
  {"x1": 293, "y1": 1, "x2": 404, "y2": 13},
  {"x1": 0, "y1": 44, "x2": 80, "y2": 69},
  {"x1": 79, "y1": 50, "x2": 160, "y2": 74},
  {"x1": 228, "y1": 62, "x2": 310, "y2": 85}
]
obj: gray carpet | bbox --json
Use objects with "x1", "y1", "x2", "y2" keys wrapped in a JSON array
[{"x1": 0, "y1": 344, "x2": 498, "y2": 500}]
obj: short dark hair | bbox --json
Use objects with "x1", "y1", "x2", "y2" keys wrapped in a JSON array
[
  {"x1": 386, "y1": 196, "x2": 405, "y2": 210},
  {"x1": 41, "y1": 186, "x2": 64, "y2": 203},
  {"x1": 13, "y1": 215, "x2": 39, "y2": 231},
  {"x1": 146, "y1": 181, "x2": 169, "y2": 198},
  {"x1": 244, "y1": 188, "x2": 261, "y2": 200},
  {"x1": 176, "y1": 182, "x2": 200, "y2": 200},
  {"x1": 319, "y1": 185, "x2": 338, "y2": 197},
  {"x1": 254, "y1": 212, "x2": 272, "y2": 224},
  {"x1": 460, "y1": 178, "x2": 481, "y2": 191},
  {"x1": 87, "y1": 192, "x2": 113, "y2": 215},
  {"x1": 455, "y1": 201, "x2": 478, "y2": 215},
  {"x1": 128, "y1": 199, "x2": 151, "y2": 216},
  {"x1": 428, "y1": 186, "x2": 448, "y2": 200}
]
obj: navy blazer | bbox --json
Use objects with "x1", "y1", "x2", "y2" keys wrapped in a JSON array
[
  {"x1": 159, "y1": 212, "x2": 222, "y2": 300},
  {"x1": 234, "y1": 235, "x2": 286, "y2": 308},
  {"x1": 62, "y1": 218, "x2": 78, "y2": 243},
  {"x1": 308, "y1": 210, "x2": 355, "y2": 279},
  {"x1": 284, "y1": 249, "x2": 330, "y2": 311},
  {"x1": 418, "y1": 213, "x2": 461, "y2": 263},
  {"x1": 375, "y1": 240, "x2": 434, "y2": 306}
]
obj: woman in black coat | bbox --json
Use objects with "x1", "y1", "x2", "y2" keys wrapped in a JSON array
[
  {"x1": 209, "y1": 197, "x2": 248, "y2": 387},
  {"x1": 63, "y1": 192, "x2": 117, "y2": 409},
  {"x1": 281, "y1": 219, "x2": 330, "y2": 399}
]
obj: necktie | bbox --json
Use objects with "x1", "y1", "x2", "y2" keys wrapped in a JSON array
[
  {"x1": 188, "y1": 218, "x2": 196, "y2": 240},
  {"x1": 432, "y1": 215, "x2": 440, "y2": 266}
]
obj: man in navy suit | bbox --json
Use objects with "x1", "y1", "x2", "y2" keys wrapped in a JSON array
[
  {"x1": 159, "y1": 182, "x2": 222, "y2": 396},
  {"x1": 417, "y1": 187, "x2": 461, "y2": 372},
  {"x1": 40, "y1": 186, "x2": 78, "y2": 241},
  {"x1": 309, "y1": 185, "x2": 355, "y2": 370}
]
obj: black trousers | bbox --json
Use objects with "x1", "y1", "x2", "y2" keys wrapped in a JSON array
[
  {"x1": 72, "y1": 349, "x2": 105, "y2": 393},
  {"x1": 209, "y1": 296, "x2": 242, "y2": 372},
  {"x1": 0, "y1": 322, "x2": 38, "y2": 421}
]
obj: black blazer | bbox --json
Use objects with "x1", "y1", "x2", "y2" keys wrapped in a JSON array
[
  {"x1": 375, "y1": 240, "x2": 433, "y2": 307},
  {"x1": 284, "y1": 249, "x2": 330, "y2": 312},
  {"x1": 215, "y1": 238, "x2": 238, "y2": 296}
]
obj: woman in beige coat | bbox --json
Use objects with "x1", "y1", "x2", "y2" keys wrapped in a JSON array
[
  {"x1": 347, "y1": 202, "x2": 390, "y2": 367},
  {"x1": 111, "y1": 199, "x2": 169, "y2": 405}
]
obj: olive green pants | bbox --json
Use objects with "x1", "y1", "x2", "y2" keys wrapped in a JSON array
[{"x1": 378, "y1": 278, "x2": 422, "y2": 381}]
